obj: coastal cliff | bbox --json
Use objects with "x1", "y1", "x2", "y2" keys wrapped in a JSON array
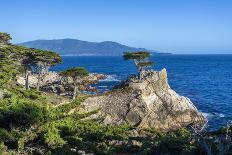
[
  {"x1": 80, "y1": 69, "x2": 204, "y2": 130},
  {"x1": 15, "y1": 66, "x2": 204, "y2": 131}
]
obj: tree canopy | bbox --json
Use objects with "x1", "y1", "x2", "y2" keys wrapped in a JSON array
[
  {"x1": 61, "y1": 67, "x2": 89, "y2": 78},
  {"x1": 29, "y1": 48, "x2": 62, "y2": 66},
  {"x1": 61, "y1": 67, "x2": 89, "y2": 99},
  {"x1": 0, "y1": 32, "x2": 12, "y2": 45},
  {"x1": 123, "y1": 51, "x2": 150, "y2": 60}
]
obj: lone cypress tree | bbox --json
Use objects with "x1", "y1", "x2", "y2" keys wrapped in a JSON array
[
  {"x1": 61, "y1": 67, "x2": 89, "y2": 99},
  {"x1": 123, "y1": 51, "x2": 153, "y2": 81}
]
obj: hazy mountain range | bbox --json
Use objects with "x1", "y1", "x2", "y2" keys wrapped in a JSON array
[{"x1": 19, "y1": 39, "x2": 170, "y2": 56}]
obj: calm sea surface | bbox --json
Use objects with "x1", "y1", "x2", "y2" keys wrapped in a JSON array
[{"x1": 52, "y1": 55, "x2": 232, "y2": 130}]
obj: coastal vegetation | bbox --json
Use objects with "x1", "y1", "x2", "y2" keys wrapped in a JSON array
[
  {"x1": 61, "y1": 67, "x2": 89, "y2": 99},
  {"x1": 0, "y1": 32, "x2": 231, "y2": 154},
  {"x1": 0, "y1": 32, "x2": 11, "y2": 45},
  {"x1": 21, "y1": 48, "x2": 62, "y2": 90}
]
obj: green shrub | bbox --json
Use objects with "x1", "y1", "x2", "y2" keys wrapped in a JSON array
[
  {"x1": 43, "y1": 125, "x2": 66, "y2": 149},
  {"x1": 0, "y1": 101, "x2": 48, "y2": 129},
  {"x1": 0, "y1": 141, "x2": 7, "y2": 154}
]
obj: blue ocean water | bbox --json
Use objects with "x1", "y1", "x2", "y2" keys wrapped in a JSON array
[{"x1": 52, "y1": 55, "x2": 232, "y2": 130}]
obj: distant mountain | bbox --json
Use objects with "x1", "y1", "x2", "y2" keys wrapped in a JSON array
[{"x1": 19, "y1": 39, "x2": 169, "y2": 56}]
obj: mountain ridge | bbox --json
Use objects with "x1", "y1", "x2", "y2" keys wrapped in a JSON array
[{"x1": 18, "y1": 39, "x2": 170, "y2": 56}]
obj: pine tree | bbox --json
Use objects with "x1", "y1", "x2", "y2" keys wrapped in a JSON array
[{"x1": 61, "y1": 67, "x2": 89, "y2": 99}]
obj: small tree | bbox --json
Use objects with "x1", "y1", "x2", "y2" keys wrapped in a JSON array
[
  {"x1": 0, "y1": 32, "x2": 12, "y2": 45},
  {"x1": 61, "y1": 67, "x2": 89, "y2": 99},
  {"x1": 20, "y1": 48, "x2": 62, "y2": 90},
  {"x1": 123, "y1": 51, "x2": 153, "y2": 80},
  {"x1": 22, "y1": 52, "x2": 35, "y2": 90},
  {"x1": 31, "y1": 49, "x2": 62, "y2": 90}
]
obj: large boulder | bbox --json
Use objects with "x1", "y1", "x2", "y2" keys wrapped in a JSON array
[{"x1": 79, "y1": 69, "x2": 204, "y2": 131}]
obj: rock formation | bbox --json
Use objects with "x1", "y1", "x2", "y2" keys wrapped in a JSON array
[
  {"x1": 16, "y1": 71, "x2": 106, "y2": 95},
  {"x1": 79, "y1": 69, "x2": 204, "y2": 131}
]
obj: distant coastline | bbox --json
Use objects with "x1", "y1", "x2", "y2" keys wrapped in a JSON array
[
  {"x1": 18, "y1": 38, "x2": 171, "y2": 56},
  {"x1": 59, "y1": 53, "x2": 172, "y2": 56}
]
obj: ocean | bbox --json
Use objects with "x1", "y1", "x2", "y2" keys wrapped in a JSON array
[{"x1": 52, "y1": 55, "x2": 232, "y2": 130}]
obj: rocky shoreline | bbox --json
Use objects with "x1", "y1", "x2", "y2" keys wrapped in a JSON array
[
  {"x1": 16, "y1": 71, "x2": 106, "y2": 96},
  {"x1": 2, "y1": 32, "x2": 231, "y2": 154},
  {"x1": 16, "y1": 68, "x2": 204, "y2": 131},
  {"x1": 79, "y1": 69, "x2": 204, "y2": 131}
]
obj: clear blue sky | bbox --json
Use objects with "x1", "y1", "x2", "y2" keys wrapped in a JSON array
[{"x1": 0, "y1": 0, "x2": 232, "y2": 54}]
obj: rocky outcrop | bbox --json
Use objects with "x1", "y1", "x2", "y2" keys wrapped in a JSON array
[
  {"x1": 16, "y1": 72, "x2": 60, "y2": 88},
  {"x1": 16, "y1": 72, "x2": 106, "y2": 95},
  {"x1": 79, "y1": 69, "x2": 204, "y2": 131}
]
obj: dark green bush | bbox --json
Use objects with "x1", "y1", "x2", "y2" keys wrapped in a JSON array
[{"x1": 0, "y1": 101, "x2": 48, "y2": 129}]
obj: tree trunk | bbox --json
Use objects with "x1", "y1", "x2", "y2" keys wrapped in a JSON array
[
  {"x1": 138, "y1": 67, "x2": 143, "y2": 81},
  {"x1": 25, "y1": 72, "x2": 30, "y2": 90},
  {"x1": 25, "y1": 68, "x2": 30, "y2": 90},
  {"x1": 134, "y1": 60, "x2": 141, "y2": 81},
  {"x1": 36, "y1": 73, "x2": 41, "y2": 90},
  {"x1": 72, "y1": 86, "x2": 78, "y2": 100}
]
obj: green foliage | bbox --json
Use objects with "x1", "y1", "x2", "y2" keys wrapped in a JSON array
[
  {"x1": 61, "y1": 67, "x2": 89, "y2": 78},
  {"x1": 61, "y1": 67, "x2": 89, "y2": 99},
  {"x1": 0, "y1": 47, "x2": 19, "y2": 87},
  {"x1": 39, "y1": 118, "x2": 131, "y2": 153},
  {"x1": 0, "y1": 141, "x2": 7, "y2": 154},
  {"x1": 129, "y1": 128, "x2": 201, "y2": 155},
  {"x1": 28, "y1": 47, "x2": 62, "y2": 67},
  {"x1": 10, "y1": 88, "x2": 45, "y2": 100},
  {"x1": 123, "y1": 51, "x2": 154, "y2": 80},
  {"x1": 48, "y1": 97, "x2": 86, "y2": 120},
  {"x1": 0, "y1": 43, "x2": 62, "y2": 89},
  {"x1": 0, "y1": 128, "x2": 15, "y2": 142},
  {"x1": 0, "y1": 99, "x2": 48, "y2": 129},
  {"x1": 5, "y1": 45, "x2": 62, "y2": 66},
  {"x1": 0, "y1": 32, "x2": 12, "y2": 44},
  {"x1": 123, "y1": 51, "x2": 150, "y2": 60},
  {"x1": 43, "y1": 124, "x2": 66, "y2": 149}
]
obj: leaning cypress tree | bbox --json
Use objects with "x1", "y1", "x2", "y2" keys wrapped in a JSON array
[
  {"x1": 123, "y1": 51, "x2": 153, "y2": 81},
  {"x1": 61, "y1": 67, "x2": 89, "y2": 99}
]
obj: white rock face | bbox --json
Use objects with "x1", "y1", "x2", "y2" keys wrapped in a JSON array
[
  {"x1": 16, "y1": 72, "x2": 60, "y2": 88},
  {"x1": 80, "y1": 69, "x2": 204, "y2": 131},
  {"x1": 16, "y1": 72, "x2": 106, "y2": 89}
]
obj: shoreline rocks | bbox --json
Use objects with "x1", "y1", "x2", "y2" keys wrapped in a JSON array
[
  {"x1": 16, "y1": 68, "x2": 204, "y2": 131},
  {"x1": 79, "y1": 69, "x2": 204, "y2": 131},
  {"x1": 16, "y1": 72, "x2": 106, "y2": 95}
]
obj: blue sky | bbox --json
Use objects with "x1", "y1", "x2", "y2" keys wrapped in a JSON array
[{"x1": 0, "y1": 0, "x2": 232, "y2": 54}]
